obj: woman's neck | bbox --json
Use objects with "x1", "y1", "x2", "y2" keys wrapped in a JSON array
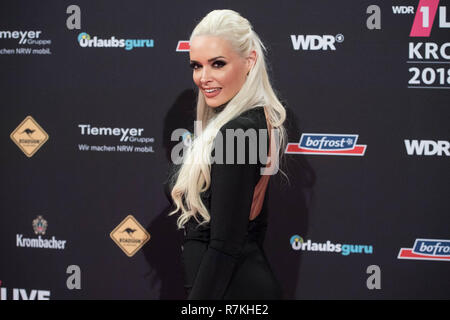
[{"x1": 212, "y1": 102, "x2": 228, "y2": 114}]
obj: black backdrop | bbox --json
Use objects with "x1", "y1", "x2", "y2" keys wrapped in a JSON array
[{"x1": 1, "y1": 0, "x2": 449, "y2": 300}]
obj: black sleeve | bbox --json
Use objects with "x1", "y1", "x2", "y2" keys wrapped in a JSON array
[{"x1": 187, "y1": 121, "x2": 261, "y2": 299}]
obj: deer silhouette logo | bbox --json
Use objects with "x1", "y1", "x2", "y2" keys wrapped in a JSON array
[
  {"x1": 122, "y1": 228, "x2": 137, "y2": 237},
  {"x1": 21, "y1": 128, "x2": 36, "y2": 137}
]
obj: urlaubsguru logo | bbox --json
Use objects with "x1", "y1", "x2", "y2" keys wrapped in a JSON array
[
  {"x1": 290, "y1": 235, "x2": 373, "y2": 256},
  {"x1": 285, "y1": 133, "x2": 367, "y2": 156},
  {"x1": 398, "y1": 238, "x2": 450, "y2": 261},
  {"x1": 77, "y1": 32, "x2": 154, "y2": 50}
]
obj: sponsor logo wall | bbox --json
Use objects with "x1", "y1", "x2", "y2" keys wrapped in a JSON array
[{"x1": 1, "y1": 1, "x2": 448, "y2": 300}]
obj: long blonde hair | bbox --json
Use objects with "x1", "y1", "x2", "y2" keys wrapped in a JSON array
[{"x1": 169, "y1": 9, "x2": 287, "y2": 229}]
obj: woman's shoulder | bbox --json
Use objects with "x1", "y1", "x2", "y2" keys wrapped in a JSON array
[
  {"x1": 214, "y1": 106, "x2": 268, "y2": 166},
  {"x1": 219, "y1": 106, "x2": 266, "y2": 132}
]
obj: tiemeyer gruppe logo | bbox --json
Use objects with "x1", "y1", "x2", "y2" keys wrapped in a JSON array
[
  {"x1": 285, "y1": 133, "x2": 367, "y2": 156},
  {"x1": 290, "y1": 235, "x2": 373, "y2": 256},
  {"x1": 405, "y1": 0, "x2": 450, "y2": 89},
  {"x1": 398, "y1": 238, "x2": 450, "y2": 261},
  {"x1": 77, "y1": 32, "x2": 154, "y2": 50},
  {"x1": 78, "y1": 124, "x2": 155, "y2": 153},
  {"x1": 0, "y1": 30, "x2": 52, "y2": 55}
]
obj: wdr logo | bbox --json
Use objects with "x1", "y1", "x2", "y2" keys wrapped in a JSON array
[
  {"x1": 398, "y1": 239, "x2": 450, "y2": 261},
  {"x1": 285, "y1": 134, "x2": 366, "y2": 156},
  {"x1": 404, "y1": 139, "x2": 449, "y2": 156},
  {"x1": 392, "y1": 6, "x2": 415, "y2": 14},
  {"x1": 290, "y1": 34, "x2": 344, "y2": 51},
  {"x1": 410, "y1": 0, "x2": 450, "y2": 37}
]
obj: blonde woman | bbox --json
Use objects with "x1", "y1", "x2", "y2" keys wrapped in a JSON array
[{"x1": 168, "y1": 9, "x2": 287, "y2": 299}]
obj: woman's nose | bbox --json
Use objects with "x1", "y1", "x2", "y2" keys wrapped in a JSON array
[{"x1": 200, "y1": 67, "x2": 211, "y2": 85}]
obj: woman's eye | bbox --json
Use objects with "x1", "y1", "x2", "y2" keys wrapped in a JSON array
[
  {"x1": 190, "y1": 62, "x2": 200, "y2": 70},
  {"x1": 189, "y1": 61, "x2": 225, "y2": 70},
  {"x1": 213, "y1": 60, "x2": 226, "y2": 68}
]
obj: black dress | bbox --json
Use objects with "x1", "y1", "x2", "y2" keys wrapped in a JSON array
[{"x1": 167, "y1": 106, "x2": 283, "y2": 300}]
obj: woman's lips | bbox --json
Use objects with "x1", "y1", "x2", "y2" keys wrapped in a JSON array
[{"x1": 203, "y1": 87, "x2": 222, "y2": 98}]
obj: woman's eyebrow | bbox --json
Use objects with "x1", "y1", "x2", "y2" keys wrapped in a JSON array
[{"x1": 190, "y1": 56, "x2": 227, "y2": 64}]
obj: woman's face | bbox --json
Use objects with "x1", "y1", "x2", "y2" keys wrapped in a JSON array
[{"x1": 189, "y1": 35, "x2": 255, "y2": 108}]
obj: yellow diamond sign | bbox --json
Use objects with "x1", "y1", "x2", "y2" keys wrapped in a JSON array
[
  {"x1": 10, "y1": 116, "x2": 49, "y2": 157},
  {"x1": 110, "y1": 215, "x2": 150, "y2": 257}
]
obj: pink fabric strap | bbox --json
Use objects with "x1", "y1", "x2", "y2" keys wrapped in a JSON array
[{"x1": 249, "y1": 109, "x2": 273, "y2": 221}]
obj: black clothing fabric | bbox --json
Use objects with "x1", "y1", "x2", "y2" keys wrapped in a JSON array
[{"x1": 167, "y1": 106, "x2": 283, "y2": 300}]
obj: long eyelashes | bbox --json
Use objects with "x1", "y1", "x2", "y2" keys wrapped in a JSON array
[
  {"x1": 189, "y1": 60, "x2": 226, "y2": 70},
  {"x1": 212, "y1": 60, "x2": 226, "y2": 68}
]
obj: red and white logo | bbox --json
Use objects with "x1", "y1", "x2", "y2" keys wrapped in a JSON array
[
  {"x1": 176, "y1": 40, "x2": 190, "y2": 52},
  {"x1": 410, "y1": 0, "x2": 450, "y2": 37}
]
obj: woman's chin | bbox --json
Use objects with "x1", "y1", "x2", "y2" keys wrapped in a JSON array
[
  {"x1": 208, "y1": 101, "x2": 229, "y2": 112},
  {"x1": 206, "y1": 100, "x2": 223, "y2": 108}
]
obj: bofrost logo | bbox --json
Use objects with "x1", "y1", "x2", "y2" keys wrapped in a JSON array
[
  {"x1": 404, "y1": 139, "x2": 449, "y2": 156},
  {"x1": 291, "y1": 34, "x2": 344, "y2": 51},
  {"x1": 285, "y1": 133, "x2": 367, "y2": 156},
  {"x1": 398, "y1": 239, "x2": 450, "y2": 261}
]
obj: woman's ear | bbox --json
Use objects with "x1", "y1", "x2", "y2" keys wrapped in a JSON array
[{"x1": 246, "y1": 50, "x2": 257, "y2": 75}]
